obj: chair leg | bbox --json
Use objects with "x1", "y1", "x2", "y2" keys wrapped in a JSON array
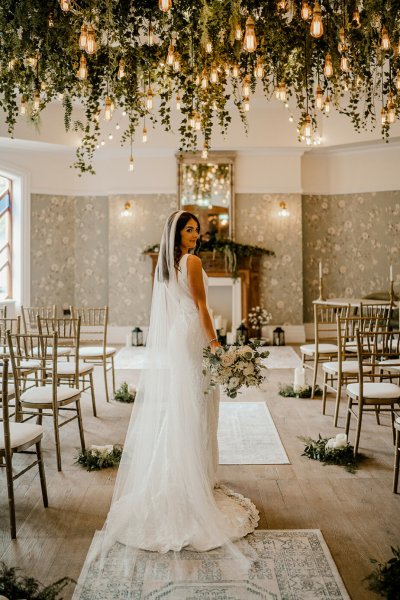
[
  {"x1": 5, "y1": 453, "x2": 16, "y2": 539},
  {"x1": 391, "y1": 407, "x2": 396, "y2": 445},
  {"x1": 36, "y1": 408, "x2": 43, "y2": 426},
  {"x1": 53, "y1": 409, "x2": 62, "y2": 472},
  {"x1": 311, "y1": 353, "x2": 319, "y2": 398},
  {"x1": 322, "y1": 371, "x2": 328, "y2": 415},
  {"x1": 36, "y1": 442, "x2": 48, "y2": 508},
  {"x1": 103, "y1": 361, "x2": 110, "y2": 403},
  {"x1": 393, "y1": 429, "x2": 400, "y2": 494},
  {"x1": 345, "y1": 395, "x2": 352, "y2": 436},
  {"x1": 111, "y1": 355, "x2": 116, "y2": 394},
  {"x1": 76, "y1": 400, "x2": 86, "y2": 451},
  {"x1": 333, "y1": 378, "x2": 342, "y2": 428},
  {"x1": 375, "y1": 406, "x2": 381, "y2": 425},
  {"x1": 354, "y1": 403, "x2": 363, "y2": 456},
  {"x1": 89, "y1": 372, "x2": 97, "y2": 417}
]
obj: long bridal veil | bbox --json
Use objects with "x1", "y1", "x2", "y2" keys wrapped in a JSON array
[{"x1": 81, "y1": 210, "x2": 257, "y2": 594}]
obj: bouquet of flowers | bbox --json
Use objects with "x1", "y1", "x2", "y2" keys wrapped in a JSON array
[
  {"x1": 247, "y1": 306, "x2": 272, "y2": 338},
  {"x1": 203, "y1": 342, "x2": 269, "y2": 398}
]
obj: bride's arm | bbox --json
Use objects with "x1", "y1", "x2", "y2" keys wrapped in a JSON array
[{"x1": 187, "y1": 254, "x2": 221, "y2": 352}]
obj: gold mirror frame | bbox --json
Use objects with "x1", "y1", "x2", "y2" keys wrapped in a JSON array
[{"x1": 176, "y1": 151, "x2": 236, "y2": 240}]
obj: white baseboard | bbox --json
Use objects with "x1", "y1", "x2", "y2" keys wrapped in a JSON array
[{"x1": 109, "y1": 324, "x2": 306, "y2": 345}]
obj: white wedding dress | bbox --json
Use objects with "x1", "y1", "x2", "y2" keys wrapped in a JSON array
[{"x1": 102, "y1": 213, "x2": 259, "y2": 555}]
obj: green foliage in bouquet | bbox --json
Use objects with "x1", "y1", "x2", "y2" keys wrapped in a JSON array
[
  {"x1": 76, "y1": 445, "x2": 123, "y2": 472},
  {"x1": 299, "y1": 434, "x2": 365, "y2": 474},
  {"x1": 114, "y1": 382, "x2": 136, "y2": 403},
  {"x1": 203, "y1": 342, "x2": 269, "y2": 399},
  {"x1": 365, "y1": 546, "x2": 400, "y2": 600},
  {"x1": 0, "y1": 561, "x2": 72, "y2": 600},
  {"x1": 279, "y1": 384, "x2": 322, "y2": 398}
]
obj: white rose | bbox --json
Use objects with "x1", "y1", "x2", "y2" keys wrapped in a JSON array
[
  {"x1": 227, "y1": 377, "x2": 240, "y2": 390},
  {"x1": 325, "y1": 438, "x2": 336, "y2": 450},
  {"x1": 237, "y1": 346, "x2": 253, "y2": 359},
  {"x1": 243, "y1": 364, "x2": 254, "y2": 376},
  {"x1": 220, "y1": 352, "x2": 236, "y2": 367}
]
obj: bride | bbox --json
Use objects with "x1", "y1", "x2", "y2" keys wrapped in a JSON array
[{"x1": 102, "y1": 209, "x2": 259, "y2": 553}]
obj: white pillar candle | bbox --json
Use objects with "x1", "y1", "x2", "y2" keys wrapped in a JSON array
[
  {"x1": 390, "y1": 264, "x2": 393, "y2": 282},
  {"x1": 226, "y1": 331, "x2": 234, "y2": 345},
  {"x1": 319, "y1": 261, "x2": 322, "y2": 278},
  {"x1": 214, "y1": 315, "x2": 222, "y2": 330},
  {"x1": 293, "y1": 367, "x2": 306, "y2": 391}
]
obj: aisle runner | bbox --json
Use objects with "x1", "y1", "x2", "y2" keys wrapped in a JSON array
[
  {"x1": 114, "y1": 346, "x2": 301, "y2": 370},
  {"x1": 72, "y1": 529, "x2": 350, "y2": 600},
  {"x1": 218, "y1": 402, "x2": 289, "y2": 465}
]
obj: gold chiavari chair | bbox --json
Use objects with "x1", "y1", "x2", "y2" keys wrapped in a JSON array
[
  {"x1": 300, "y1": 303, "x2": 350, "y2": 397},
  {"x1": 345, "y1": 330, "x2": 400, "y2": 456},
  {"x1": 21, "y1": 305, "x2": 56, "y2": 333},
  {"x1": 70, "y1": 306, "x2": 116, "y2": 403},
  {"x1": 22, "y1": 305, "x2": 72, "y2": 360},
  {"x1": 8, "y1": 330, "x2": 85, "y2": 471},
  {"x1": 38, "y1": 316, "x2": 97, "y2": 416},
  {"x1": 0, "y1": 357, "x2": 48, "y2": 538},
  {"x1": 321, "y1": 315, "x2": 380, "y2": 427}
]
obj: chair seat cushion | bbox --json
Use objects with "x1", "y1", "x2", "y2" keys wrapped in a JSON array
[
  {"x1": 0, "y1": 422, "x2": 43, "y2": 450},
  {"x1": 300, "y1": 343, "x2": 338, "y2": 356},
  {"x1": 347, "y1": 382, "x2": 400, "y2": 400},
  {"x1": 20, "y1": 386, "x2": 80, "y2": 405},
  {"x1": 57, "y1": 361, "x2": 94, "y2": 375},
  {"x1": 322, "y1": 361, "x2": 371, "y2": 374},
  {"x1": 380, "y1": 358, "x2": 400, "y2": 372},
  {"x1": 0, "y1": 383, "x2": 15, "y2": 397},
  {"x1": 79, "y1": 346, "x2": 116, "y2": 358},
  {"x1": 33, "y1": 346, "x2": 72, "y2": 357}
]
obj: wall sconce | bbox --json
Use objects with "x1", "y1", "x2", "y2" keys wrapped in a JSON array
[
  {"x1": 121, "y1": 201, "x2": 132, "y2": 217},
  {"x1": 278, "y1": 201, "x2": 289, "y2": 217}
]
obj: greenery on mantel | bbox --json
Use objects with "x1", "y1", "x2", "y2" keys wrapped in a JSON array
[
  {"x1": 365, "y1": 546, "x2": 400, "y2": 600},
  {"x1": 144, "y1": 237, "x2": 274, "y2": 276},
  {"x1": 0, "y1": 561, "x2": 72, "y2": 600},
  {"x1": 1, "y1": 1, "x2": 399, "y2": 174}
]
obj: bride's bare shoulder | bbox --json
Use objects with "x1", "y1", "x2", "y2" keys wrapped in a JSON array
[{"x1": 187, "y1": 254, "x2": 202, "y2": 274}]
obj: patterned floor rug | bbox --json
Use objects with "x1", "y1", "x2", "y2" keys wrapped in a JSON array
[
  {"x1": 114, "y1": 346, "x2": 302, "y2": 370},
  {"x1": 72, "y1": 529, "x2": 350, "y2": 600},
  {"x1": 218, "y1": 402, "x2": 289, "y2": 465}
]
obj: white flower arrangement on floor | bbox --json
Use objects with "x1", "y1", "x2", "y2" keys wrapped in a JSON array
[
  {"x1": 203, "y1": 343, "x2": 269, "y2": 398},
  {"x1": 247, "y1": 306, "x2": 272, "y2": 338}
]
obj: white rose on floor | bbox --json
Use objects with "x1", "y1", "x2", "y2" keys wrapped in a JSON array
[
  {"x1": 90, "y1": 444, "x2": 113, "y2": 454},
  {"x1": 221, "y1": 352, "x2": 236, "y2": 367},
  {"x1": 325, "y1": 438, "x2": 336, "y2": 450}
]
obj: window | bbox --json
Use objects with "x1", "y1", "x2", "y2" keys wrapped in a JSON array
[{"x1": 0, "y1": 176, "x2": 12, "y2": 299}]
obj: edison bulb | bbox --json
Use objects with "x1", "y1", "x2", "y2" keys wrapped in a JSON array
[
  {"x1": 324, "y1": 53, "x2": 333, "y2": 77},
  {"x1": 117, "y1": 58, "x2": 125, "y2": 80},
  {"x1": 77, "y1": 54, "x2": 87, "y2": 80},
  {"x1": 301, "y1": 1, "x2": 311, "y2": 20},
  {"x1": 159, "y1": 0, "x2": 172, "y2": 12},
  {"x1": 310, "y1": 1, "x2": 323, "y2": 38},
  {"x1": 79, "y1": 24, "x2": 88, "y2": 51},
  {"x1": 242, "y1": 75, "x2": 250, "y2": 98},
  {"x1": 86, "y1": 25, "x2": 96, "y2": 55},
  {"x1": 104, "y1": 97, "x2": 112, "y2": 120},
  {"x1": 210, "y1": 63, "x2": 218, "y2": 84},
  {"x1": 243, "y1": 16, "x2": 257, "y2": 52}
]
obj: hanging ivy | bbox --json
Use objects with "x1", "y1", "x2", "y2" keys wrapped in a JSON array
[{"x1": 0, "y1": 0, "x2": 399, "y2": 173}]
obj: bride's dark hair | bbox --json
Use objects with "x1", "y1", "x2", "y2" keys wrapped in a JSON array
[
  {"x1": 158, "y1": 211, "x2": 201, "y2": 283},
  {"x1": 174, "y1": 211, "x2": 201, "y2": 267}
]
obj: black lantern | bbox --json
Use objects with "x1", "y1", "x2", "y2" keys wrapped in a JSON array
[
  {"x1": 272, "y1": 327, "x2": 285, "y2": 346},
  {"x1": 236, "y1": 321, "x2": 248, "y2": 345},
  {"x1": 132, "y1": 327, "x2": 143, "y2": 346}
]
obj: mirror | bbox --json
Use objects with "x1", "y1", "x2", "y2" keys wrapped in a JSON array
[{"x1": 176, "y1": 151, "x2": 236, "y2": 240}]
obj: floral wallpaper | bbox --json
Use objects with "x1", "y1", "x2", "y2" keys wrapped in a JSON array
[
  {"x1": 236, "y1": 194, "x2": 303, "y2": 325},
  {"x1": 31, "y1": 194, "x2": 76, "y2": 308},
  {"x1": 302, "y1": 190, "x2": 400, "y2": 322},
  {"x1": 74, "y1": 196, "x2": 108, "y2": 307},
  {"x1": 31, "y1": 190, "x2": 399, "y2": 326},
  {"x1": 108, "y1": 194, "x2": 177, "y2": 326}
]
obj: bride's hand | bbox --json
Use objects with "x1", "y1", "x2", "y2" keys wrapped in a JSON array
[{"x1": 210, "y1": 340, "x2": 221, "y2": 354}]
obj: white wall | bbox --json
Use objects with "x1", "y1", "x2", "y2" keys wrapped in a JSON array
[{"x1": 302, "y1": 141, "x2": 400, "y2": 195}]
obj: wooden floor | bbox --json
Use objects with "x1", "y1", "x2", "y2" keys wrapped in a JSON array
[{"x1": 1, "y1": 348, "x2": 399, "y2": 599}]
